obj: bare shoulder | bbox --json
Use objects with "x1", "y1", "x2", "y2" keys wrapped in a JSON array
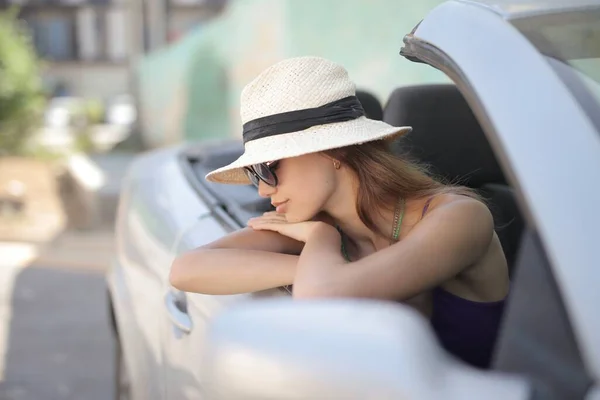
[
  {"x1": 410, "y1": 193, "x2": 495, "y2": 253},
  {"x1": 422, "y1": 195, "x2": 508, "y2": 300},
  {"x1": 423, "y1": 193, "x2": 493, "y2": 226}
]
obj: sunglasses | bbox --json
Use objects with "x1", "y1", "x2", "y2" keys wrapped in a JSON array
[{"x1": 244, "y1": 160, "x2": 279, "y2": 188}]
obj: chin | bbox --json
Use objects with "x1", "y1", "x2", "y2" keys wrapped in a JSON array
[{"x1": 285, "y1": 208, "x2": 319, "y2": 223}]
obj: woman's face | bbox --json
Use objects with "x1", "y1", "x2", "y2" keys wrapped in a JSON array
[{"x1": 257, "y1": 153, "x2": 338, "y2": 222}]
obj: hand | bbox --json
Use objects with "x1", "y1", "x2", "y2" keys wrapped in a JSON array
[{"x1": 247, "y1": 212, "x2": 332, "y2": 243}]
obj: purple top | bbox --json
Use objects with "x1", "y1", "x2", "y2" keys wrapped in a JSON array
[
  {"x1": 431, "y1": 288, "x2": 506, "y2": 368},
  {"x1": 422, "y1": 197, "x2": 507, "y2": 368}
]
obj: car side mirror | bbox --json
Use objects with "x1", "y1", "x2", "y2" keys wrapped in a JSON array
[{"x1": 199, "y1": 299, "x2": 529, "y2": 400}]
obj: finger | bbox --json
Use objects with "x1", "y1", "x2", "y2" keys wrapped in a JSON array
[
  {"x1": 251, "y1": 213, "x2": 282, "y2": 220},
  {"x1": 254, "y1": 216, "x2": 291, "y2": 225},
  {"x1": 249, "y1": 215, "x2": 288, "y2": 224},
  {"x1": 248, "y1": 217, "x2": 271, "y2": 226},
  {"x1": 247, "y1": 218, "x2": 281, "y2": 228},
  {"x1": 249, "y1": 222, "x2": 281, "y2": 232},
  {"x1": 263, "y1": 211, "x2": 287, "y2": 220}
]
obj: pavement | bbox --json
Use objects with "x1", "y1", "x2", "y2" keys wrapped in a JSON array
[
  {"x1": 0, "y1": 152, "x2": 136, "y2": 400},
  {"x1": 0, "y1": 230, "x2": 117, "y2": 400}
]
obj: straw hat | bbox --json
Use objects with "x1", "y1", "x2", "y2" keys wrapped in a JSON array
[{"x1": 205, "y1": 56, "x2": 412, "y2": 184}]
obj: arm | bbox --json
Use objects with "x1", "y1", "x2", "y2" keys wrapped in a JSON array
[
  {"x1": 293, "y1": 198, "x2": 494, "y2": 300},
  {"x1": 169, "y1": 228, "x2": 304, "y2": 294}
]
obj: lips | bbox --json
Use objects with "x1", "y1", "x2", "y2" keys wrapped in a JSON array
[{"x1": 272, "y1": 200, "x2": 289, "y2": 213}]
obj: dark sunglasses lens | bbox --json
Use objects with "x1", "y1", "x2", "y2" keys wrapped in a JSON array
[
  {"x1": 253, "y1": 163, "x2": 277, "y2": 186},
  {"x1": 244, "y1": 168, "x2": 260, "y2": 187}
]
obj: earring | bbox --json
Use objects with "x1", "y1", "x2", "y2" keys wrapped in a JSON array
[{"x1": 333, "y1": 160, "x2": 341, "y2": 170}]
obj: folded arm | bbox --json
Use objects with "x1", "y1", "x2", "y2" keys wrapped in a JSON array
[{"x1": 169, "y1": 228, "x2": 303, "y2": 294}]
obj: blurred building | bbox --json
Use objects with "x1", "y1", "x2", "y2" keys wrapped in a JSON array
[
  {"x1": 1, "y1": 0, "x2": 125, "y2": 99},
  {"x1": 0, "y1": 0, "x2": 225, "y2": 148},
  {"x1": 0, "y1": 0, "x2": 224, "y2": 99}
]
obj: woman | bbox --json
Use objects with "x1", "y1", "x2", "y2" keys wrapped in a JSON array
[{"x1": 169, "y1": 56, "x2": 510, "y2": 368}]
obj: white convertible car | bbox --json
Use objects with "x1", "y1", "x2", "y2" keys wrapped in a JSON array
[{"x1": 107, "y1": 0, "x2": 600, "y2": 399}]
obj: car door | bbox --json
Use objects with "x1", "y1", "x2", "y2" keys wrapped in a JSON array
[
  {"x1": 114, "y1": 164, "x2": 180, "y2": 400},
  {"x1": 401, "y1": 0, "x2": 600, "y2": 393},
  {"x1": 163, "y1": 207, "x2": 289, "y2": 399},
  {"x1": 493, "y1": 229, "x2": 594, "y2": 398},
  {"x1": 115, "y1": 147, "x2": 224, "y2": 400}
]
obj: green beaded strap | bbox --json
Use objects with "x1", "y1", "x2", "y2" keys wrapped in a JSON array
[
  {"x1": 338, "y1": 226, "x2": 351, "y2": 262},
  {"x1": 391, "y1": 197, "x2": 406, "y2": 243},
  {"x1": 340, "y1": 197, "x2": 405, "y2": 262}
]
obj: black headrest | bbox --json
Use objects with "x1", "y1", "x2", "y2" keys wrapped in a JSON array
[
  {"x1": 356, "y1": 90, "x2": 383, "y2": 121},
  {"x1": 383, "y1": 84, "x2": 506, "y2": 187}
]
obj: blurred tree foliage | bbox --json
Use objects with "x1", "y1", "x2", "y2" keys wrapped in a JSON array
[{"x1": 0, "y1": 8, "x2": 46, "y2": 155}]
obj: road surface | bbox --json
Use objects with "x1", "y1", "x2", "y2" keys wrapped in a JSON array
[{"x1": 0, "y1": 231, "x2": 115, "y2": 400}]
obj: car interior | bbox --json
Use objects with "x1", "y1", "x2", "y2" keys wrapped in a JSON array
[{"x1": 182, "y1": 84, "x2": 596, "y2": 395}]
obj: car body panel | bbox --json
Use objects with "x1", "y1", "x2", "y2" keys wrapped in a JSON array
[
  {"x1": 200, "y1": 300, "x2": 531, "y2": 400},
  {"x1": 108, "y1": 145, "x2": 214, "y2": 399},
  {"x1": 164, "y1": 215, "x2": 289, "y2": 399}
]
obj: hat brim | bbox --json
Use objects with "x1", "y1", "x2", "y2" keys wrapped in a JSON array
[{"x1": 205, "y1": 116, "x2": 412, "y2": 185}]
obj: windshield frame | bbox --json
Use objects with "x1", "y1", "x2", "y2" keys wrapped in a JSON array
[
  {"x1": 545, "y1": 55, "x2": 600, "y2": 134},
  {"x1": 511, "y1": 9, "x2": 600, "y2": 134}
]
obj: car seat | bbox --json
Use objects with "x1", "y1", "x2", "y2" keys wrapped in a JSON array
[
  {"x1": 383, "y1": 84, "x2": 524, "y2": 274},
  {"x1": 356, "y1": 90, "x2": 384, "y2": 121}
]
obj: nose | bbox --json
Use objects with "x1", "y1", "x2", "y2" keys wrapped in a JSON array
[{"x1": 257, "y1": 180, "x2": 276, "y2": 198}]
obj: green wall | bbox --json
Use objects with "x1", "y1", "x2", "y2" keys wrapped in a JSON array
[{"x1": 137, "y1": 0, "x2": 448, "y2": 147}]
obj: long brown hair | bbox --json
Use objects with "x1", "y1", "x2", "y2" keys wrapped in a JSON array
[{"x1": 323, "y1": 139, "x2": 481, "y2": 238}]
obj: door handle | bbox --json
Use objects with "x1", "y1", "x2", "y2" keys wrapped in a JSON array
[{"x1": 164, "y1": 290, "x2": 193, "y2": 334}]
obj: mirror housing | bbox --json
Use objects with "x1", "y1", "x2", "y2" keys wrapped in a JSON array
[{"x1": 200, "y1": 299, "x2": 529, "y2": 399}]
